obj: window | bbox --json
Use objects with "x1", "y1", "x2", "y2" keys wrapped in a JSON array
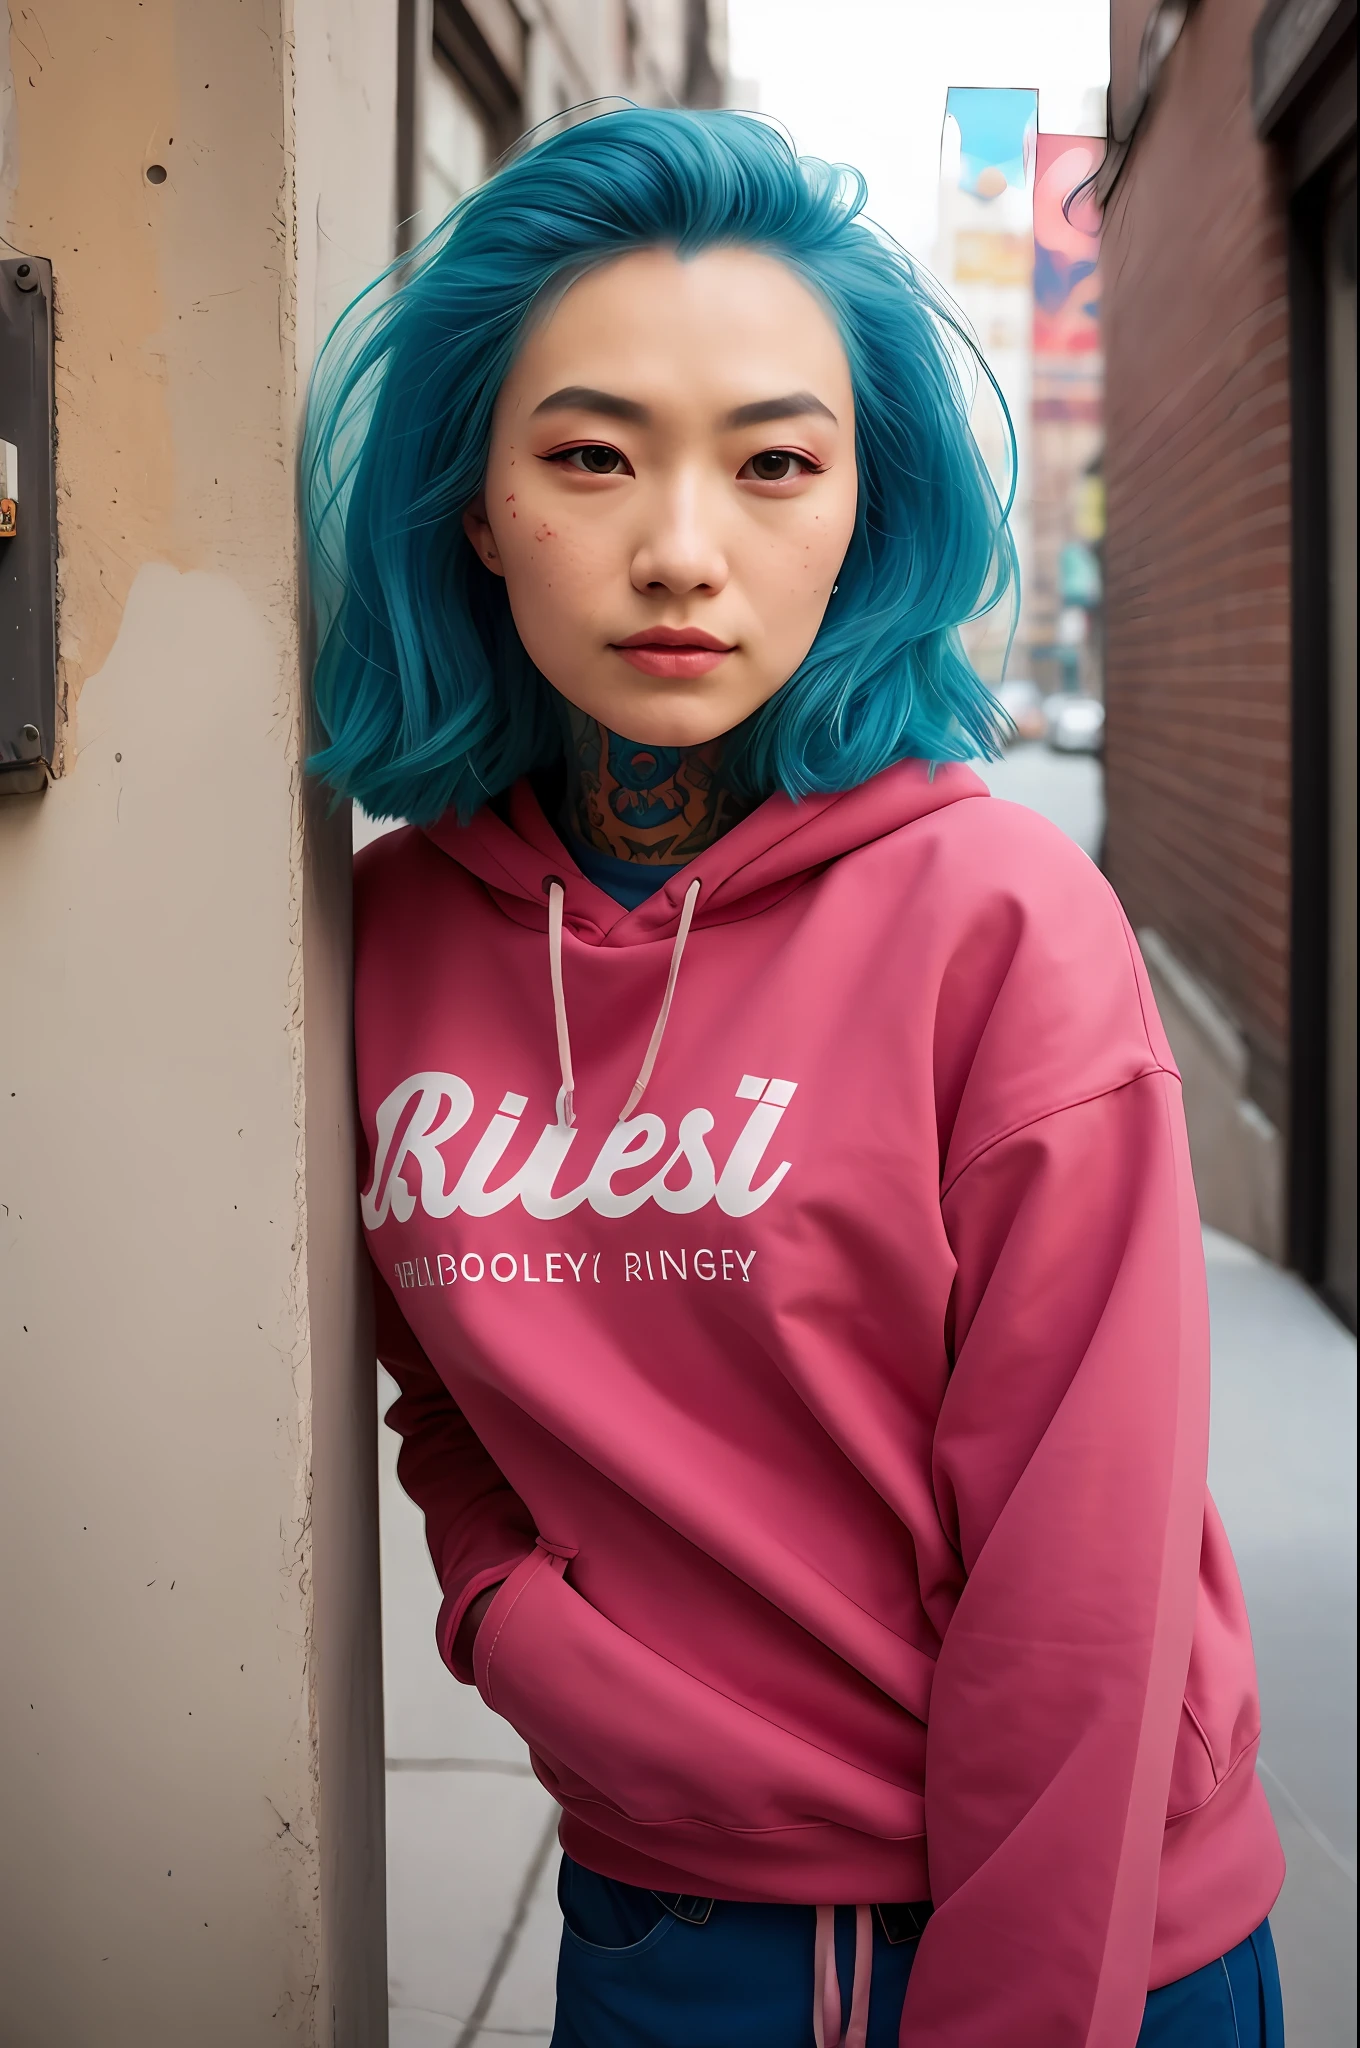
[
  {"x1": 419, "y1": 52, "x2": 494, "y2": 225},
  {"x1": 397, "y1": 0, "x2": 524, "y2": 252}
]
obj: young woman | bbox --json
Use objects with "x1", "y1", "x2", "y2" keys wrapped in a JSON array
[{"x1": 306, "y1": 109, "x2": 1285, "y2": 2048}]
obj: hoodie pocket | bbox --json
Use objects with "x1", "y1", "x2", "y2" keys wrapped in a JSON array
[
  {"x1": 473, "y1": 1539, "x2": 921, "y2": 1838},
  {"x1": 1168, "y1": 1506, "x2": 1263, "y2": 1820}
]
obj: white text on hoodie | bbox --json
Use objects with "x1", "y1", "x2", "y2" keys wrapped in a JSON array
[{"x1": 361, "y1": 1073, "x2": 798, "y2": 1227}]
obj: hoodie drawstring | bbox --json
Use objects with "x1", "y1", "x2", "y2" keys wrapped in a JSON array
[
  {"x1": 621, "y1": 877, "x2": 702, "y2": 1122},
  {"x1": 546, "y1": 880, "x2": 577, "y2": 1129},
  {"x1": 546, "y1": 876, "x2": 702, "y2": 1129},
  {"x1": 813, "y1": 1905, "x2": 872, "y2": 2048}
]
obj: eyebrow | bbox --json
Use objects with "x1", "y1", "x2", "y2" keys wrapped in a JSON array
[
  {"x1": 723, "y1": 391, "x2": 838, "y2": 429},
  {"x1": 531, "y1": 386, "x2": 651, "y2": 424},
  {"x1": 529, "y1": 386, "x2": 838, "y2": 430}
]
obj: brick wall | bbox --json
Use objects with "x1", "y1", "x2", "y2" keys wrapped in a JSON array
[{"x1": 1103, "y1": 0, "x2": 1293, "y2": 1128}]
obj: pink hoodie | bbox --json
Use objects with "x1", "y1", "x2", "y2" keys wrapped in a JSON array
[{"x1": 356, "y1": 760, "x2": 1283, "y2": 2048}]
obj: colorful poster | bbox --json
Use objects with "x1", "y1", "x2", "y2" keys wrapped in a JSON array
[
  {"x1": 937, "y1": 88, "x2": 1040, "y2": 683},
  {"x1": 944, "y1": 86, "x2": 1038, "y2": 198},
  {"x1": 1032, "y1": 134, "x2": 1102, "y2": 420}
]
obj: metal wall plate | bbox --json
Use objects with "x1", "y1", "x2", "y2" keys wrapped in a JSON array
[{"x1": 1, "y1": 255, "x2": 57, "y2": 797}]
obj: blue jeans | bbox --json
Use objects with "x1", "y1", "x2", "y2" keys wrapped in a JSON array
[{"x1": 551, "y1": 1856, "x2": 1284, "y2": 2048}]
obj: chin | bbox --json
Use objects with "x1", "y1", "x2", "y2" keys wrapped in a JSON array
[
  {"x1": 598, "y1": 689, "x2": 761, "y2": 751},
  {"x1": 613, "y1": 712, "x2": 735, "y2": 748}
]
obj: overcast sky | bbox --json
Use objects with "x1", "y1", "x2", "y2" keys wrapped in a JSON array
[{"x1": 726, "y1": 0, "x2": 1111, "y2": 264}]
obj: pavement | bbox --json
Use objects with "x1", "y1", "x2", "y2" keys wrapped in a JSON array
[
  {"x1": 1202, "y1": 1230, "x2": 1357, "y2": 2047},
  {"x1": 379, "y1": 749, "x2": 1356, "y2": 2046},
  {"x1": 381, "y1": 1377, "x2": 558, "y2": 2048}
]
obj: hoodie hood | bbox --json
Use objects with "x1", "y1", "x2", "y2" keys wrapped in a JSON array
[
  {"x1": 421, "y1": 760, "x2": 991, "y2": 1129},
  {"x1": 421, "y1": 757, "x2": 991, "y2": 944}
]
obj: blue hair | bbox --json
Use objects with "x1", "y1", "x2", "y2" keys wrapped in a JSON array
[{"x1": 304, "y1": 106, "x2": 1016, "y2": 824}]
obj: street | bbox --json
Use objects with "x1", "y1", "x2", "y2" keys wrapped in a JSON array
[{"x1": 379, "y1": 751, "x2": 1356, "y2": 2048}]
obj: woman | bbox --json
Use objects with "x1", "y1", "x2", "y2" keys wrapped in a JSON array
[{"x1": 306, "y1": 108, "x2": 1284, "y2": 2048}]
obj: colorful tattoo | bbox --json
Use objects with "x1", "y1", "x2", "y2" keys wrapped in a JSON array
[{"x1": 563, "y1": 706, "x2": 753, "y2": 864}]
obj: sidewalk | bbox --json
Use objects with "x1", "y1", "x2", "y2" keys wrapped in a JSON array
[
  {"x1": 380, "y1": 1384, "x2": 558, "y2": 2048},
  {"x1": 1202, "y1": 1229, "x2": 1357, "y2": 2046},
  {"x1": 379, "y1": 1229, "x2": 1356, "y2": 2046}
]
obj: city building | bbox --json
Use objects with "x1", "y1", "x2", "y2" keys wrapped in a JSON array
[
  {"x1": 398, "y1": 1, "x2": 728, "y2": 250},
  {"x1": 935, "y1": 86, "x2": 1106, "y2": 697},
  {"x1": 1029, "y1": 129, "x2": 1105, "y2": 699},
  {"x1": 935, "y1": 86, "x2": 1040, "y2": 684},
  {"x1": 1100, "y1": 0, "x2": 1355, "y2": 1322}
]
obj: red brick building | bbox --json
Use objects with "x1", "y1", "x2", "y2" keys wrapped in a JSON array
[{"x1": 1101, "y1": 0, "x2": 1355, "y2": 1323}]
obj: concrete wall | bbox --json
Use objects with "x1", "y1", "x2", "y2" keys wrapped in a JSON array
[
  {"x1": 0, "y1": 3, "x2": 395, "y2": 2040},
  {"x1": 1141, "y1": 928, "x2": 1286, "y2": 1260}
]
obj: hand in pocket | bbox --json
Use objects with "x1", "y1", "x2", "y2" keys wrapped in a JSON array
[{"x1": 455, "y1": 1581, "x2": 504, "y2": 1671}]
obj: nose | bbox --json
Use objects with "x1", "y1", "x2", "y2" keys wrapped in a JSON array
[{"x1": 629, "y1": 469, "x2": 729, "y2": 598}]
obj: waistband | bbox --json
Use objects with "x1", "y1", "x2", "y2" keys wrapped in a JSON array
[{"x1": 652, "y1": 1888, "x2": 933, "y2": 1947}]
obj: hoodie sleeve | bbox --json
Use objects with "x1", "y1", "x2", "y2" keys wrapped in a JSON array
[
  {"x1": 375, "y1": 1267, "x2": 538, "y2": 1682},
  {"x1": 904, "y1": 1066, "x2": 1210, "y2": 2048}
]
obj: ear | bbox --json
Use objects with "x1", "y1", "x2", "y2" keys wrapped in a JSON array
[{"x1": 462, "y1": 493, "x2": 506, "y2": 577}]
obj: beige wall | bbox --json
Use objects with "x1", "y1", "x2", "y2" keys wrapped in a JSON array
[{"x1": 0, "y1": 3, "x2": 394, "y2": 2041}]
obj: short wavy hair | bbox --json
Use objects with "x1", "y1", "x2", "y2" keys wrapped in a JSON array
[{"x1": 303, "y1": 106, "x2": 1015, "y2": 824}]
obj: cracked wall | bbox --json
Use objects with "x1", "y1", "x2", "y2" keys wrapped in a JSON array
[{"x1": 0, "y1": 3, "x2": 394, "y2": 2040}]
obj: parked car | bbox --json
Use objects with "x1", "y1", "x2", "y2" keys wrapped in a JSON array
[
  {"x1": 992, "y1": 678, "x2": 1046, "y2": 742},
  {"x1": 1043, "y1": 692, "x2": 1105, "y2": 755}
]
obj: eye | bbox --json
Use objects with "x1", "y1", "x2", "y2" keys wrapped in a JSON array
[
  {"x1": 547, "y1": 443, "x2": 632, "y2": 476},
  {"x1": 738, "y1": 449, "x2": 821, "y2": 483}
]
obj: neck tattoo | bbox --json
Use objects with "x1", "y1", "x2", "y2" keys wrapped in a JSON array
[{"x1": 562, "y1": 704, "x2": 754, "y2": 865}]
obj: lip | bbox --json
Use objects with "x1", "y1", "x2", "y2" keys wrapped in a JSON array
[
  {"x1": 611, "y1": 625, "x2": 735, "y2": 679},
  {"x1": 615, "y1": 627, "x2": 733, "y2": 650}
]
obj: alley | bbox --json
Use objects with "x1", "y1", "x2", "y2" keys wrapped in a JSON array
[{"x1": 7, "y1": 5, "x2": 1354, "y2": 2044}]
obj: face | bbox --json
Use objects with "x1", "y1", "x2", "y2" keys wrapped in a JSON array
[{"x1": 462, "y1": 245, "x2": 858, "y2": 748}]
